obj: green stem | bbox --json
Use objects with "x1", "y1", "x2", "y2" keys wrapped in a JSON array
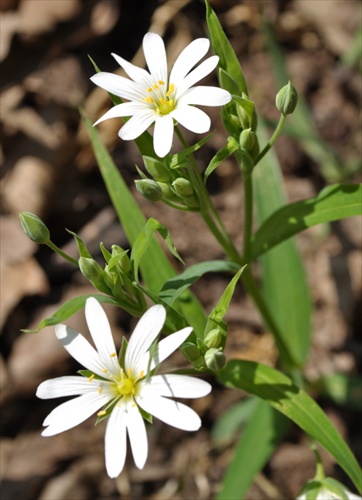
[
  {"x1": 243, "y1": 170, "x2": 253, "y2": 262},
  {"x1": 47, "y1": 240, "x2": 78, "y2": 266},
  {"x1": 254, "y1": 113, "x2": 286, "y2": 167}
]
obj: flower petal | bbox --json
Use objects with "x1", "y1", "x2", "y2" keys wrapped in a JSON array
[
  {"x1": 90, "y1": 72, "x2": 142, "y2": 101},
  {"x1": 85, "y1": 298, "x2": 120, "y2": 375},
  {"x1": 136, "y1": 393, "x2": 202, "y2": 431},
  {"x1": 172, "y1": 105, "x2": 210, "y2": 134},
  {"x1": 105, "y1": 403, "x2": 127, "y2": 478},
  {"x1": 169, "y1": 38, "x2": 210, "y2": 84},
  {"x1": 36, "y1": 375, "x2": 100, "y2": 399},
  {"x1": 125, "y1": 305, "x2": 166, "y2": 374},
  {"x1": 125, "y1": 401, "x2": 148, "y2": 469},
  {"x1": 176, "y1": 56, "x2": 219, "y2": 96},
  {"x1": 144, "y1": 327, "x2": 192, "y2": 371},
  {"x1": 93, "y1": 102, "x2": 147, "y2": 126},
  {"x1": 112, "y1": 52, "x2": 152, "y2": 88},
  {"x1": 140, "y1": 374, "x2": 212, "y2": 399},
  {"x1": 118, "y1": 111, "x2": 156, "y2": 141},
  {"x1": 181, "y1": 86, "x2": 232, "y2": 106},
  {"x1": 55, "y1": 324, "x2": 107, "y2": 378},
  {"x1": 153, "y1": 114, "x2": 174, "y2": 158},
  {"x1": 42, "y1": 392, "x2": 109, "y2": 436},
  {"x1": 143, "y1": 33, "x2": 167, "y2": 83}
]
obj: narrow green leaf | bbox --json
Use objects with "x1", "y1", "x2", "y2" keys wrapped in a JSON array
[
  {"x1": 204, "y1": 136, "x2": 239, "y2": 183},
  {"x1": 159, "y1": 260, "x2": 240, "y2": 306},
  {"x1": 219, "y1": 360, "x2": 362, "y2": 493},
  {"x1": 131, "y1": 218, "x2": 184, "y2": 282},
  {"x1": 209, "y1": 266, "x2": 246, "y2": 321},
  {"x1": 81, "y1": 110, "x2": 206, "y2": 334},
  {"x1": 253, "y1": 123, "x2": 311, "y2": 366},
  {"x1": 217, "y1": 399, "x2": 289, "y2": 500},
  {"x1": 205, "y1": 0, "x2": 248, "y2": 95},
  {"x1": 251, "y1": 184, "x2": 362, "y2": 260},
  {"x1": 22, "y1": 294, "x2": 126, "y2": 333},
  {"x1": 169, "y1": 133, "x2": 213, "y2": 170}
]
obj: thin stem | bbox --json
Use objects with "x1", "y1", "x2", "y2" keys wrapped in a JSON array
[
  {"x1": 242, "y1": 170, "x2": 253, "y2": 262},
  {"x1": 47, "y1": 240, "x2": 78, "y2": 266},
  {"x1": 254, "y1": 114, "x2": 287, "y2": 167}
]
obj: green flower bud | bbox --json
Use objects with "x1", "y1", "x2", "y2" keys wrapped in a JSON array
[
  {"x1": 183, "y1": 195, "x2": 200, "y2": 209},
  {"x1": 276, "y1": 81, "x2": 298, "y2": 115},
  {"x1": 79, "y1": 257, "x2": 103, "y2": 282},
  {"x1": 181, "y1": 342, "x2": 201, "y2": 362},
  {"x1": 111, "y1": 245, "x2": 131, "y2": 273},
  {"x1": 143, "y1": 156, "x2": 172, "y2": 182},
  {"x1": 239, "y1": 128, "x2": 256, "y2": 151},
  {"x1": 236, "y1": 94, "x2": 258, "y2": 131},
  {"x1": 172, "y1": 178, "x2": 195, "y2": 197},
  {"x1": 205, "y1": 348, "x2": 226, "y2": 371},
  {"x1": 135, "y1": 179, "x2": 163, "y2": 201},
  {"x1": 19, "y1": 212, "x2": 50, "y2": 244},
  {"x1": 204, "y1": 329, "x2": 222, "y2": 349}
]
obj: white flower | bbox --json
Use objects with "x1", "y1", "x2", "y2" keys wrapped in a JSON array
[
  {"x1": 90, "y1": 32, "x2": 232, "y2": 158},
  {"x1": 36, "y1": 298, "x2": 212, "y2": 478}
]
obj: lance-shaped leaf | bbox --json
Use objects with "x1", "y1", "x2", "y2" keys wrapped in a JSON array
[
  {"x1": 204, "y1": 136, "x2": 240, "y2": 183},
  {"x1": 205, "y1": 0, "x2": 248, "y2": 95},
  {"x1": 251, "y1": 183, "x2": 362, "y2": 260},
  {"x1": 218, "y1": 360, "x2": 362, "y2": 494}
]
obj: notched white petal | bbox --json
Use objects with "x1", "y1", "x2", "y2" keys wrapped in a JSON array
[
  {"x1": 153, "y1": 115, "x2": 174, "y2": 158},
  {"x1": 125, "y1": 401, "x2": 148, "y2": 469},
  {"x1": 105, "y1": 404, "x2": 127, "y2": 478},
  {"x1": 172, "y1": 106, "x2": 210, "y2": 134},
  {"x1": 146, "y1": 327, "x2": 193, "y2": 370},
  {"x1": 140, "y1": 374, "x2": 212, "y2": 399}
]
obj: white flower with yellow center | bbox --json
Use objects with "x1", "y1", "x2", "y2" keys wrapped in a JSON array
[
  {"x1": 90, "y1": 32, "x2": 232, "y2": 157},
  {"x1": 36, "y1": 298, "x2": 211, "y2": 478}
]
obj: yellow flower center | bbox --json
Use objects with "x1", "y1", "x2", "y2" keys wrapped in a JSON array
[{"x1": 143, "y1": 81, "x2": 176, "y2": 116}]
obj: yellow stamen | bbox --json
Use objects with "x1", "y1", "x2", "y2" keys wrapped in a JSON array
[
  {"x1": 139, "y1": 370, "x2": 145, "y2": 378},
  {"x1": 98, "y1": 387, "x2": 103, "y2": 394},
  {"x1": 147, "y1": 87, "x2": 152, "y2": 92},
  {"x1": 166, "y1": 83, "x2": 175, "y2": 96},
  {"x1": 143, "y1": 96, "x2": 154, "y2": 104},
  {"x1": 97, "y1": 410, "x2": 106, "y2": 416},
  {"x1": 158, "y1": 80, "x2": 165, "y2": 85},
  {"x1": 110, "y1": 352, "x2": 116, "y2": 358},
  {"x1": 102, "y1": 368, "x2": 108, "y2": 373},
  {"x1": 88, "y1": 374, "x2": 95, "y2": 382},
  {"x1": 153, "y1": 84, "x2": 159, "y2": 90}
]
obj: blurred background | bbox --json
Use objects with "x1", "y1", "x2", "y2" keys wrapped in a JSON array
[{"x1": 0, "y1": 0, "x2": 361, "y2": 498}]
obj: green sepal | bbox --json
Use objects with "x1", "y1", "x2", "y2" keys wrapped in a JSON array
[
  {"x1": 100, "y1": 243, "x2": 112, "y2": 264},
  {"x1": 118, "y1": 337, "x2": 128, "y2": 367},
  {"x1": 66, "y1": 229, "x2": 93, "y2": 259},
  {"x1": 169, "y1": 133, "x2": 214, "y2": 170}
]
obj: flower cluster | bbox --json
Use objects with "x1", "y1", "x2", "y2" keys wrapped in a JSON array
[
  {"x1": 37, "y1": 298, "x2": 211, "y2": 478},
  {"x1": 91, "y1": 32, "x2": 231, "y2": 157}
]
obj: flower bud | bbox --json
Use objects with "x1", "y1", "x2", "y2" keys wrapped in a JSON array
[
  {"x1": 111, "y1": 245, "x2": 131, "y2": 273},
  {"x1": 19, "y1": 212, "x2": 50, "y2": 244},
  {"x1": 204, "y1": 329, "x2": 222, "y2": 349},
  {"x1": 205, "y1": 348, "x2": 226, "y2": 371},
  {"x1": 236, "y1": 96, "x2": 258, "y2": 131},
  {"x1": 172, "y1": 178, "x2": 195, "y2": 197},
  {"x1": 79, "y1": 257, "x2": 110, "y2": 294},
  {"x1": 276, "y1": 81, "x2": 298, "y2": 115},
  {"x1": 183, "y1": 195, "x2": 200, "y2": 209},
  {"x1": 157, "y1": 182, "x2": 180, "y2": 202},
  {"x1": 143, "y1": 156, "x2": 171, "y2": 182},
  {"x1": 135, "y1": 179, "x2": 163, "y2": 201},
  {"x1": 296, "y1": 478, "x2": 362, "y2": 500},
  {"x1": 239, "y1": 128, "x2": 256, "y2": 152}
]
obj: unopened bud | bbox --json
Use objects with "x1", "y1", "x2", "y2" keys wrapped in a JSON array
[
  {"x1": 111, "y1": 245, "x2": 131, "y2": 273},
  {"x1": 135, "y1": 179, "x2": 163, "y2": 201},
  {"x1": 205, "y1": 348, "x2": 226, "y2": 371},
  {"x1": 204, "y1": 329, "x2": 222, "y2": 349},
  {"x1": 157, "y1": 182, "x2": 180, "y2": 202},
  {"x1": 143, "y1": 156, "x2": 171, "y2": 182},
  {"x1": 239, "y1": 128, "x2": 256, "y2": 152},
  {"x1": 296, "y1": 478, "x2": 361, "y2": 500},
  {"x1": 19, "y1": 212, "x2": 50, "y2": 244},
  {"x1": 79, "y1": 257, "x2": 111, "y2": 294},
  {"x1": 276, "y1": 81, "x2": 298, "y2": 115},
  {"x1": 172, "y1": 178, "x2": 195, "y2": 197}
]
